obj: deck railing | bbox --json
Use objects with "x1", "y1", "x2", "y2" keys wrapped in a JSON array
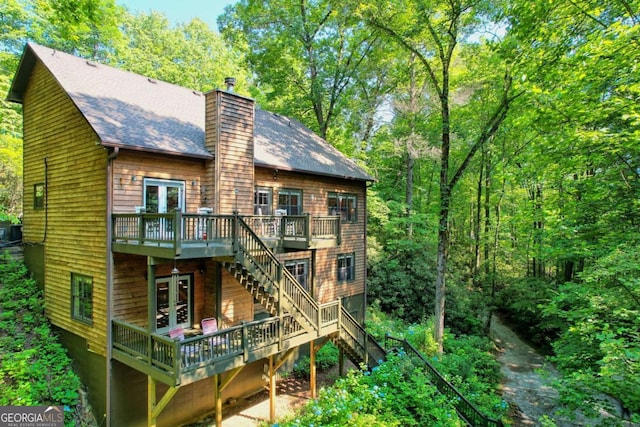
[
  {"x1": 244, "y1": 214, "x2": 340, "y2": 245},
  {"x1": 111, "y1": 212, "x2": 235, "y2": 245},
  {"x1": 113, "y1": 314, "x2": 313, "y2": 384},
  {"x1": 236, "y1": 216, "x2": 321, "y2": 331},
  {"x1": 112, "y1": 212, "x2": 339, "y2": 252},
  {"x1": 385, "y1": 336, "x2": 504, "y2": 427}
]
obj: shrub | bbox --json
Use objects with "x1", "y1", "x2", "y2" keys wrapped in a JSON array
[
  {"x1": 0, "y1": 253, "x2": 81, "y2": 426},
  {"x1": 275, "y1": 354, "x2": 463, "y2": 427},
  {"x1": 292, "y1": 342, "x2": 340, "y2": 379}
]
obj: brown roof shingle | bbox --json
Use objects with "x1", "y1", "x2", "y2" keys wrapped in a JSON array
[{"x1": 9, "y1": 43, "x2": 372, "y2": 181}]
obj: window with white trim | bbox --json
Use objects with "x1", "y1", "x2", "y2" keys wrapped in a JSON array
[{"x1": 254, "y1": 187, "x2": 273, "y2": 215}]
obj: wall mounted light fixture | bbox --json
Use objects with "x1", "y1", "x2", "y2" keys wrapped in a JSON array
[
  {"x1": 131, "y1": 175, "x2": 137, "y2": 182},
  {"x1": 273, "y1": 169, "x2": 279, "y2": 181}
]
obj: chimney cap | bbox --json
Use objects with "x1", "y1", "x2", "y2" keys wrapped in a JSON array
[{"x1": 224, "y1": 77, "x2": 236, "y2": 92}]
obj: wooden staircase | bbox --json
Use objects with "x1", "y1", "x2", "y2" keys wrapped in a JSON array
[
  {"x1": 223, "y1": 261, "x2": 280, "y2": 316},
  {"x1": 225, "y1": 216, "x2": 386, "y2": 368}
]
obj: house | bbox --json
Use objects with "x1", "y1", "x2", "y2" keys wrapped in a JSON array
[{"x1": 7, "y1": 42, "x2": 384, "y2": 427}]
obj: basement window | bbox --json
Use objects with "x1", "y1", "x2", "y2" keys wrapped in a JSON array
[
  {"x1": 71, "y1": 273, "x2": 93, "y2": 324},
  {"x1": 34, "y1": 183, "x2": 45, "y2": 209}
]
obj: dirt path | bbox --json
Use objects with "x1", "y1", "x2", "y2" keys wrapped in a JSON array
[
  {"x1": 490, "y1": 314, "x2": 622, "y2": 427},
  {"x1": 490, "y1": 314, "x2": 561, "y2": 426}
]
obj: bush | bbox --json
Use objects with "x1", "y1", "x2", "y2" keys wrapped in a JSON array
[
  {"x1": 0, "y1": 253, "x2": 81, "y2": 426},
  {"x1": 292, "y1": 342, "x2": 340, "y2": 379},
  {"x1": 495, "y1": 276, "x2": 559, "y2": 352},
  {"x1": 275, "y1": 353, "x2": 463, "y2": 427}
]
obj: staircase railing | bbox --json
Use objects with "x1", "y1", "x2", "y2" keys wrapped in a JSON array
[
  {"x1": 385, "y1": 336, "x2": 504, "y2": 427},
  {"x1": 234, "y1": 216, "x2": 320, "y2": 332},
  {"x1": 234, "y1": 215, "x2": 385, "y2": 369},
  {"x1": 337, "y1": 308, "x2": 387, "y2": 369}
]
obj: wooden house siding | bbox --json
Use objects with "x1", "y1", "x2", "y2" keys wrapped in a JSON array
[
  {"x1": 254, "y1": 167, "x2": 367, "y2": 303},
  {"x1": 111, "y1": 151, "x2": 211, "y2": 213},
  {"x1": 220, "y1": 270, "x2": 254, "y2": 327},
  {"x1": 22, "y1": 61, "x2": 108, "y2": 355},
  {"x1": 111, "y1": 255, "x2": 214, "y2": 329},
  {"x1": 206, "y1": 90, "x2": 255, "y2": 215}
]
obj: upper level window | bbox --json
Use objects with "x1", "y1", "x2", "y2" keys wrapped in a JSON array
[
  {"x1": 71, "y1": 273, "x2": 93, "y2": 324},
  {"x1": 337, "y1": 253, "x2": 355, "y2": 282},
  {"x1": 34, "y1": 183, "x2": 45, "y2": 209},
  {"x1": 285, "y1": 259, "x2": 309, "y2": 291},
  {"x1": 254, "y1": 187, "x2": 272, "y2": 215},
  {"x1": 328, "y1": 193, "x2": 357, "y2": 223},
  {"x1": 278, "y1": 189, "x2": 302, "y2": 215}
]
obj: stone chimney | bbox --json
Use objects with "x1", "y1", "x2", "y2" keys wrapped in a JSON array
[{"x1": 205, "y1": 79, "x2": 255, "y2": 215}]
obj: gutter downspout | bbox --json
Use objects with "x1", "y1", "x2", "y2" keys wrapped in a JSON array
[{"x1": 105, "y1": 146, "x2": 119, "y2": 426}]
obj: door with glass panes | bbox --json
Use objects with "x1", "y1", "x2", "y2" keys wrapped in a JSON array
[
  {"x1": 155, "y1": 274, "x2": 192, "y2": 333},
  {"x1": 143, "y1": 178, "x2": 185, "y2": 239},
  {"x1": 144, "y1": 178, "x2": 184, "y2": 213}
]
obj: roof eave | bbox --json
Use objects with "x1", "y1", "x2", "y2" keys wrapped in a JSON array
[
  {"x1": 254, "y1": 160, "x2": 374, "y2": 182},
  {"x1": 101, "y1": 141, "x2": 214, "y2": 160},
  {"x1": 6, "y1": 43, "x2": 37, "y2": 104}
]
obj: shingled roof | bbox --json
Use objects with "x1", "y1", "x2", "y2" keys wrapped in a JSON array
[{"x1": 8, "y1": 43, "x2": 373, "y2": 181}]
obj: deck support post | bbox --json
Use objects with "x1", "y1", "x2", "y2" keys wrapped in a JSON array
[
  {"x1": 339, "y1": 347, "x2": 344, "y2": 376},
  {"x1": 269, "y1": 355, "x2": 276, "y2": 422},
  {"x1": 147, "y1": 376, "x2": 178, "y2": 427},
  {"x1": 310, "y1": 339, "x2": 317, "y2": 399},
  {"x1": 214, "y1": 374, "x2": 222, "y2": 427}
]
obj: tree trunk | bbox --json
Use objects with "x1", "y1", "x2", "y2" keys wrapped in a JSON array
[
  {"x1": 483, "y1": 150, "x2": 491, "y2": 286},
  {"x1": 473, "y1": 154, "x2": 484, "y2": 284},
  {"x1": 434, "y1": 81, "x2": 451, "y2": 353}
]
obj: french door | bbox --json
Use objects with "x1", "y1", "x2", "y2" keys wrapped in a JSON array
[
  {"x1": 143, "y1": 178, "x2": 185, "y2": 214},
  {"x1": 155, "y1": 274, "x2": 192, "y2": 334}
]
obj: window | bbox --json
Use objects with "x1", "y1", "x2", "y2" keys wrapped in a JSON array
[
  {"x1": 285, "y1": 259, "x2": 309, "y2": 290},
  {"x1": 328, "y1": 193, "x2": 357, "y2": 223},
  {"x1": 337, "y1": 253, "x2": 355, "y2": 282},
  {"x1": 278, "y1": 189, "x2": 302, "y2": 215},
  {"x1": 34, "y1": 183, "x2": 45, "y2": 209},
  {"x1": 71, "y1": 273, "x2": 93, "y2": 324},
  {"x1": 254, "y1": 187, "x2": 273, "y2": 215}
]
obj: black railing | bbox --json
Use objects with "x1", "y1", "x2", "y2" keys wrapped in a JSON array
[{"x1": 385, "y1": 336, "x2": 504, "y2": 427}]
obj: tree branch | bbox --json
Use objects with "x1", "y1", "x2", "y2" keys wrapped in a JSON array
[{"x1": 449, "y1": 75, "x2": 523, "y2": 189}]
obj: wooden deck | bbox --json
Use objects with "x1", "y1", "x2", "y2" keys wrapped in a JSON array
[
  {"x1": 110, "y1": 212, "x2": 382, "y2": 389},
  {"x1": 112, "y1": 309, "x2": 342, "y2": 386},
  {"x1": 111, "y1": 212, "x2": 340, "y2": 258}
]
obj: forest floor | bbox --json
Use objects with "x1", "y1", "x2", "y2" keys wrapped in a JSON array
[{"x1": 490, "y1": 314, "x2": 625, "y2": 426}]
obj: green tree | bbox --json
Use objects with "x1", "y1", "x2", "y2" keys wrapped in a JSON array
[
  {"x1": 361, "y1": 0, "x2": 520, "y2": 351},
  {"x1": 219, "y1": 0, "x2": 385, "y2": 142},
  {"x1": 117, "y1": 12, "x2": 249, "y2": 93}
]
